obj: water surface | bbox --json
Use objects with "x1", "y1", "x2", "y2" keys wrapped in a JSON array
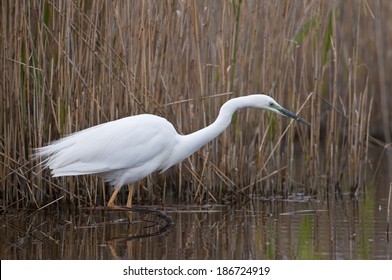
[{"x1": 1, "y1": 187, "x2": 390, "y2": 259}]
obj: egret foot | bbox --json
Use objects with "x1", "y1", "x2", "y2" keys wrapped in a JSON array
[{"x1": 107, "y1": 187, "x2": 121, "y2": 209}]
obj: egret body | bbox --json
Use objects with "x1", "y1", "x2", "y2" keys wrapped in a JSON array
[{"x1": 35, "y1": 94, "x2": 310, "y2": 208}]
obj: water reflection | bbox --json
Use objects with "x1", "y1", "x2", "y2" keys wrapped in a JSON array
[{"x1": 1, "y1": 190, "x2": 391, "y2": 259}]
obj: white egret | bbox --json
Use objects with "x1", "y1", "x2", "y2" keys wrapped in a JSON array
[{"x1": 35, "y1": 94, "x2": 310, "y2": 208}]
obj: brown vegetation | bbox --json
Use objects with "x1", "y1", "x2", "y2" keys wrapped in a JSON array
[{"x1": 1, "y1": 0, "x2": 391, "y2": 209}]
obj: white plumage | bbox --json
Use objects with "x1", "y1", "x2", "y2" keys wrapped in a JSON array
[{"x1": 35, "y1": 94, "x2": 310, "y2": 208}]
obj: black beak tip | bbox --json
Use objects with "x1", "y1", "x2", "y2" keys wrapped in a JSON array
[
  {"x1": 279, "y1": 107, "x2": 311, "y2": 126},
  {"x1": 297, "y1": 117, "x2": 311, "y2": 126}
]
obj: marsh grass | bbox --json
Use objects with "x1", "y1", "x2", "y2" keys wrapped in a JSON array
[{"x1": 1, "y1": 0, "x2": 390, "y2": 209}]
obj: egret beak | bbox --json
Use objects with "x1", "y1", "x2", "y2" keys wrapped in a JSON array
[{"x1": 276, "y1": 107, "x2": 311, "y2": 126}]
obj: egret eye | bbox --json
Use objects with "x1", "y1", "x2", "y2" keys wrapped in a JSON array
[{"x1": 269, "y1": 102, "x2": 274, "y2": 107}]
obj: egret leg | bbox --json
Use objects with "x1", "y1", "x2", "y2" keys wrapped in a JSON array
[
  {"x1": 107, "y1": 186, "x2": 121, "y2": 208},
  {"x1": 125, "y1": 184, "x2": 134, "y2": 223},
  {"x1": 126, "y1": 184, "x2": 134, "y2": 208}
]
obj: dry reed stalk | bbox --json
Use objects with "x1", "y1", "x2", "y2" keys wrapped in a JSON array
[
  {"x1": 387, "y1": 183, "x2": 392, "y2": 241},
  {"x1": 0, "y1": 1, "x2": 386, "y2": 209}
]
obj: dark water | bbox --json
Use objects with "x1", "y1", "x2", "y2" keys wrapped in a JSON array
[{"x1": 1, "y1": 185, "x2": 391, "y2": 259}]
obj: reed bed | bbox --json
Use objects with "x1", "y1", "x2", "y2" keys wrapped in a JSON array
[{"x1": 1, "y1": 0, "x2": 390, "y2": 209}]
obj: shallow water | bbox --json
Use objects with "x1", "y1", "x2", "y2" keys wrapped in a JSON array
[{"x1": 1, "y1": 186, "x2": 391, "y2": 259}]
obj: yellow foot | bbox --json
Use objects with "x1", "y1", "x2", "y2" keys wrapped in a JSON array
[{"x1": 107, "y1": 202, "x2": 121, "y2": 209}]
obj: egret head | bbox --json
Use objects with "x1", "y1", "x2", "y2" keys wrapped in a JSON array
[{"x1": 260, "y1": 95, "x2": 311, "y2": 126}]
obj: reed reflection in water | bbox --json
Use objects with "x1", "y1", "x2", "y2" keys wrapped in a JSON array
[{"x1": 1, "y1": 190, "x2": 390, "y2": 260}]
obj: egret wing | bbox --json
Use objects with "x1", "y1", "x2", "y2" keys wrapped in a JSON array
[{"x1": 36, "y1": 115, "x2": 178, "y2": 177}]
